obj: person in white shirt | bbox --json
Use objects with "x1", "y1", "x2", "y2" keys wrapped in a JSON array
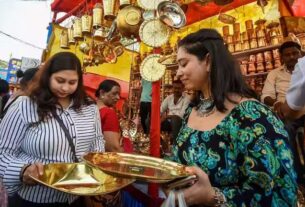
[
  {"x1": 160, "y1": 79, "x2": 190, "y2": 141},
  {"x1": 278, "y1": 56, "x2": 305, "y2": 119}
]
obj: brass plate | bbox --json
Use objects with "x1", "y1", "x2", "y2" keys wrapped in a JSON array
[
  {"x1": 140, "y1": 54, "x2": 166, "y2": 82},
  {"x1": 139, "y1": 19, "x2": 170, "y2": 48},
  {"x1": 30, "y1": 163, "x2": 134, "y2": 196},
  {"x1": 82, "y1": 152, "x2": 190, "y2": 183}
]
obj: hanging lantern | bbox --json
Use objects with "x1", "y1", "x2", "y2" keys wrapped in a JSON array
[
  {"x1": 68, "y1": 27, "x2": 75, "y2": 44},
  {"x1": 73, "y1": 18, "x2": 83, "y2": 39},
  {"x1": 81, "y1": 15, "x2": 93, "y2": 33},
  {"x1": 93, "y1": 3, "x2": 103, "y2": 28},
  {"x1": 60, "y1": 30, "x2": 69, "y2": 49},
  {"x1": 103, "y1": 0, "x2": 116, "y2": 20}
]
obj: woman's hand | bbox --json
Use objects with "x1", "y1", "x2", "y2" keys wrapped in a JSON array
[
  {"x1": 182, "y1": 166, "x2": 215, "y2": 206},
  {"x1": 22, "y1": 162, "x2": 44, "y2": 185}
]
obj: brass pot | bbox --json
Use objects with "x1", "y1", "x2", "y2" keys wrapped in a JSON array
[{"x1": 116, "y1": 5, "x2": 143, "y2": 38}]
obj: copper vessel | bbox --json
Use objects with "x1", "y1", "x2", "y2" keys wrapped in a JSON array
[
  {"x1": 234, "y1": 42, "x2": 242, "y2": 52},
  {"x1": 265, "y1": 61, "x2": 274, "y2": 71},
  {"x1": 242, "y1": 41, "x2": 250, "y2": 50},
  {"x1": 233, "y1": 22, "x2": 240, "y2": 33},
  {"x1": 257, "y1": 37, "x2": 267, "y2": 47},
  {"x1": 227, "y1": 43, "x2": 234, "y2": 52},
  {"x1": 226, "y1": 35, "x2": 233, "y2": 43},
  {"x1": 250, "y1": 38, "x2": 258, "y2": 49},
  {"x1": 222, "y1": 25, "x2": 230, "y2": 36},
  {"x1": 256, "y1": 62, "x2": 265, "y2": 72},
  {"x1": 264, "y1": 51, "x2": 272, "y2": 62},
  {"x1": 248, "y1": 63, "x2": 256, "y2": 73},
  {"x1": 245, "y1": 20, "x2": 253, "y2": 30},
  {"x1": 256, "y1": 53, "x2": 264, "y2": 62}
]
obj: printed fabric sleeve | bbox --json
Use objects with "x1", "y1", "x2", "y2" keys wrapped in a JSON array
[
  {"x1": 0, "y1": 103, "x2": 29, "y2": 195},
  {"x1": 89, "y1": 105, "x2": 105, "y2": 152},
  {"x1": 286, "y1": 57, "x2": 305, "y2": 110},
  {"x1": 261, "y1": 70, "x2": 277, "y2": 103},
  {"x1": 220, "y1": 102, "x2": 297, "y2": 206}
]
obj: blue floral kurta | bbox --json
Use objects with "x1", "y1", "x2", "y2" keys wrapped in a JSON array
[{"x1": 172, "y1": 100, "x2": 297, "y2": 206}]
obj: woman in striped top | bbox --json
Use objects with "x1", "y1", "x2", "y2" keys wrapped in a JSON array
[{"x1": 0, "y1": 52, "x2": 105, "y2": 207}]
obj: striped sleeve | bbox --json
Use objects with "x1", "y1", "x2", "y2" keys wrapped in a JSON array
[
  {"x1": 0, "y1": 102, "x2": 29, "y2": 194},
  {"x1": 89, "y1": 105, "x2": 105, "y2": 152}
]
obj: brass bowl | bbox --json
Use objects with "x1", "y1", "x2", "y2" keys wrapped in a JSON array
[
  {"x1": 30, "y1": 163, "x2": 135, "y2": 196},
  {"x1": 83, "y1": 152, "x2": 190, "y2": 183},
  {"x1": 157, "y1": 1, "x2": 186, "y2": 29}
]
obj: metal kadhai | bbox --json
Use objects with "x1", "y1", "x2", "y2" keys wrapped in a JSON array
[
  {"x1": 29, "y1": 163, "x2": 134, "y2": 196},
  {"x1": 82, "y1": 152, "x2": 190, "y2": 183}
]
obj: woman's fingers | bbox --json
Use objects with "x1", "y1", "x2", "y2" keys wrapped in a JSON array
[{"x1": 22, "y1": 163, "x2": 44, "y2": 185}]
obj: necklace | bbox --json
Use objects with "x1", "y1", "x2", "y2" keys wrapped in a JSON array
[{"x1": 196, "y1": 97, "x2": 215, "y2": 117}]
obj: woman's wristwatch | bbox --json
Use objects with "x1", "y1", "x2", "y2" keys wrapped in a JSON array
[{"x1": 213, "y1": 187, "x2": 227, "y2": 207}]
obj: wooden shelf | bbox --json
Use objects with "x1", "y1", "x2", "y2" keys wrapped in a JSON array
[
  {"x1": 232, "y1": 44, "x2": 281, "y2": 59},
  {"x1": 244, "y1": 72, "x2": 269, "y2": 78}
]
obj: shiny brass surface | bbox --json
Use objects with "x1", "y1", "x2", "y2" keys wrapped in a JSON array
[
  {"x1": 30, "y1": 163, "x2": 134, "y2": 196},
  {"x1": 82, "y1": 152, "x2": 190, "y2": 183},
  {"x1": 116, "y1": 5, "x2": 143, "y2": 38},
  {"x1": 157, "y1": 1, "x2": 186, "y2": 29}
]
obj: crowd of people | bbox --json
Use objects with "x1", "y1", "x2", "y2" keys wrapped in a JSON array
[{"x1": 0, "y1": 28, "x2": 304, "y2": 207}]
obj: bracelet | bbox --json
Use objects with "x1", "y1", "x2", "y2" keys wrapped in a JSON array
[
  {"x1": 19, "y1": 164, "x2": 31, "y2": 182},
  {"x1": 213, "y1": 187, "x2": 227, "y2": 207}
]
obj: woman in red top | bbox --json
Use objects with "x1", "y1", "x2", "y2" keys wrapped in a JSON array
[{"x1": 95, "y1": 79, "x2": 123, "y2": 152}]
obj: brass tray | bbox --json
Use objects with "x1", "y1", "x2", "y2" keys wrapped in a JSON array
[
  {"x1": 82, "y1": 152, "x2": 190, "y2": 183},
  {"x1": 30, "y1": 163, "x2": 135, "y2": 195}
]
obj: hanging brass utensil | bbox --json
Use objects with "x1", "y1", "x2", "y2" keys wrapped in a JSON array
[
  {"x1": 93, "y1": 3, "x2": 103, "y2": 28},
  {"x1": 68, "y1": 27, "x2": 75, "y2": 44},
  {"x1": 60, "y1": 30, "x2": 69, "y2": 49},
  {"x1": 73, "y1": 18, "x2": 83, "y2": 39},
  {"x1": 81, "y1": 14, "x2": 93, "y2": 34}
]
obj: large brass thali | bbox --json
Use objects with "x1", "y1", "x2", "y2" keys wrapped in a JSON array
[
  {"x1": 30, "y1": 163, "x2": 135, "y2": 195},
  {"x1": 82, "y1": 152, "x2": 190, "y2": 183}
]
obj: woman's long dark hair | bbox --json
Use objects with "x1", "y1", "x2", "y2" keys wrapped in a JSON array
[
  {"x1": 29, "y1": 52, "x2": 94, "y2": 121},
  {"x1": 178, "y1": 29, "x2": 257, "y2": 112}
]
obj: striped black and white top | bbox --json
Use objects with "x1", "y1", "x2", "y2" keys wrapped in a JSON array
[{"x1": 0, "y1": 97, "x2": 105, "y2": 203}]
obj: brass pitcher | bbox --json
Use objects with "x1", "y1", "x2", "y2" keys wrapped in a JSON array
[
  {"x1": 103, "y1": 0, "x2": 116, "y2": 20},
  {"x1": 81, "y1": 14, "x2": 93, "y2": 34},
  {"x1": 60, "y1": 30, "x2": 69, "y2": 49},
  {"x1": 73, "y1": 18, "x2": 83, "y2": 39},
  {"x1": 93, "y1": 3, "x2": 103, "y2": 28}
]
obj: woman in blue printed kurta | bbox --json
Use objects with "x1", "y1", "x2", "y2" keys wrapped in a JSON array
[{"x1": 173, "y1": 29, "x2": 297, "y2": 206}]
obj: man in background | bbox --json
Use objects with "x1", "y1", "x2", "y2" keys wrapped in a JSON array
[{"x1": 160, "y1": 79, "x2": 190, "y2": 142}]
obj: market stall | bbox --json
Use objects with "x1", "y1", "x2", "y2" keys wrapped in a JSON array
[{"x1": 46, "y1": 0, "x2": 305, "y2": 205}]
